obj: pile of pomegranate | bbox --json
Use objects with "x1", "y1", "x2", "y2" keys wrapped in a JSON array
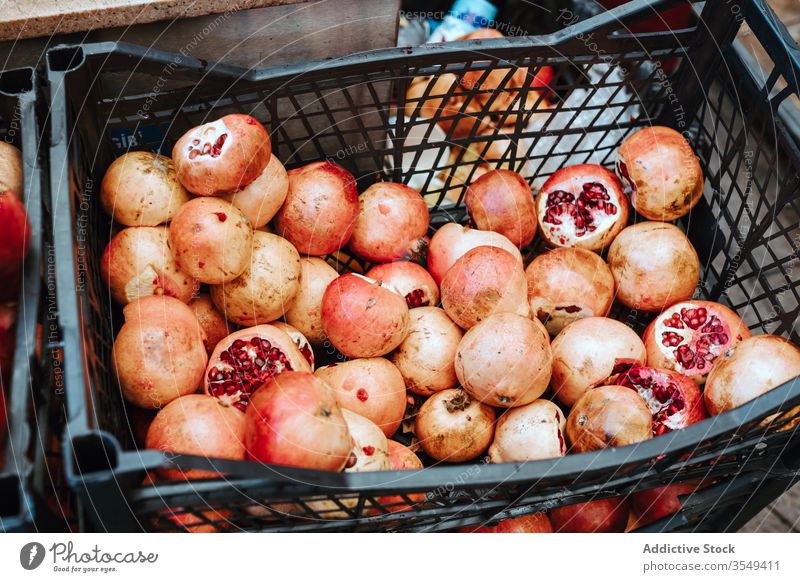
[{"x1": 99, "y1": 111, "x2": 800, "y2": 533}]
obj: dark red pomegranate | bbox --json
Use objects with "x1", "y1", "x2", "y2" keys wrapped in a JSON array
[
  {"x1": 462, "y1": 513, "x2": 554, "y2": 533},
  {"x1": 365, "y1": 261, "x2": 439, "y2": 309},
  {"x1": 631, "y1": 482, "x2": 700, "y2": 527},
  {"x1": 550, "y1": 498, "x2": 630, "y2": 533}
]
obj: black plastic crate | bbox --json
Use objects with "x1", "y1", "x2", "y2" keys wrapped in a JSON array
[{"x1": 46, "y1": 0, "x2": 800, "y2": 532}]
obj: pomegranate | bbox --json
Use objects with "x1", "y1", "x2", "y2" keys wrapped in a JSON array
[
  {"x1": 274, "y1": 161, "x2": 359, "y2": 256},
  {"x1": 172, "y1": 113, "x2": 271, "y2": 196},
  {"x1": 550, "y1": 316, "x2": 646, "y2": 406},
  {"x1": 341, "y1": 409, "x2": 390, "y2": 472},
  {"x1": 469, "y1": 126, "x2": 532, "y2": 170},
  {"x1": 404, "y1": 73, "x2": 460, "y2": 120},
  {"x1": 0, "y1": 189, "x2": 30, "y2": 274},
  {"x1": 112, "y1": 296, "x2": 208, "y2": 409},
  {"x1": 204, "y1": 324, "x2": 311, "y2": 410},
  {"x1": 221, "y1": 154, "x2": 288, "y2": 228},
  {"x1": 283, "y1": 257, "x2": 339, "y2": 345},
  {"x1": 535, "y1": 164, "x2": 629, "y2": 251},
  {"x1": 100, "y1": 151, "x2": 191, "y2": 226},
  {"x1": 348, "y1": 182, "x2": 430, "y2": 262},
  {"x1": 145, "y1": 394, "x2": 245, "y2": 480},
  {"x1": 209, "y1": 231, "x2": 301, "y2": 325},
  {"x1": 616, "y1": 126, "x2": 704, "y2": 221},
  {"x1": 631, "y1": 482, "x2": 699, "y2": 527},
  {"x1": 365, "y1": 261, "x2": 439, "y2": 308},
  {"x1": 321, "y1": 273, "x2": 409, "y2": 358},
  {"x1": 643, "y1": 300, "x2": 751, "y2": 384},
  {"x1": 704, "y1": 335, "x2": 800, "y2": 416},
  {"x1": 101, "y1": 226, "x2": 197, "y2": 305},
  {"x1": 566, "y1": 385, "x2": 653, "y2": 453},
  {"x1": 0, "y1": 142, "x2": 23, "y2": 195},
  {"x1": 271, "y1": 322, "x2": 314, "y2": 369},
  {"x1": 455, "y1": 313, "x2": 552, "y2": 407},
  {"x1": 440, "y1": 246, "x2": 529, "y2": 330},
  {"x1": 415, "y1": 388, "x2": 495, "y2": 462},
  {"x1": 391, "y1": 307, "x2": 462, "y2": 395},
  {"x1": 550, "y1": 497, "x2": 630, "y2": 533},
  {"x1": 244, "y1": 371, "x2": 351, "y2": 470},
  {"x1": 169, "y1": 197, "x2": 253, "y2": 285},
  {"x1": 608, "y1": 222, "x2": 700, "y2": 312},
  {"x1": 188, "y1": 293, "x2": 235, "y2": 354},
  {"x1": 465, "y1": 169, "x2": 537, "y2": 248},
  {"x1": 488, "y1": 399, "x2": 566, "y2": 463},
  {"x1": 376, "y1": 440, "x2": 425, "y2": 514},
  {"x1": 462, "y1": 513, "x2": 553, "y2": 533},
  {"x1": 315, "y1": 358, "x2": 406, "y2": 437},
  {"x1": 437, "y1": 88, "x2": 493, "y2": 139},
  {"x1": 459, "y1": 29, "x2": 528, "y2": 114},
  {"x1": 525, "y1": 247, "x2": 615, "y2": 335}
]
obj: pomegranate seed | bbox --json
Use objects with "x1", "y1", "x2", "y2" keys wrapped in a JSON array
[{"x1": 362, "y1": 445, "x2": 375, "y2": 456}]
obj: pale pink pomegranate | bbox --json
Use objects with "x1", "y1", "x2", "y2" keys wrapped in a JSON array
[
  {"x1": 222, "y1": 154, "x2": 288, "y2": 228},
  {"x1": 488, "y1": 399, "x2": 566, "y2": 463},
  {"x1": 0, "y1": 142, "x2": 23, "y2": 195},
  {"x1": 462, "y1": 513, "x2": 554, "y2": 533},
  {"x1": 341, "y1": 409, "x2": 390, "y2": 472},
  {"x1": 465, "y1": 169, "x2": 537, "y2": 248},
  {"x1": 271, "y1": 322, "x2": 314, "y2": 369},
  {"x1": 535, "y1": 164, "x2": 629, "y2": 251},
  {"x1": 375, "y1": 440, "x2": 425, "y2": 513},
  {"x1": 172, "y1": 113, "x2": 271, "y2": 196},
  {"x1": 608, "y1": 222, "x2": 700, "y2": 312},
  {"x1": 188, "y1": 293, "x2": 235, "y2": 354},
  {"x1": 643, "y1": 300, "x2": 751, "y2": 384},
  {"x1": 283, "y1": 257, "x2": 339, "y2": 345},
  {"x1": 550, "y1": 498, "x2": 630, "y2": 533},
  {"x1": 365, "y1": 261, "x2": 439, "y2": 308}
]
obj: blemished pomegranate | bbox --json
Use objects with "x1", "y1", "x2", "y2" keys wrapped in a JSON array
[
  {"x1": 315, "y1": 358, "x2": 406, "y2": 437},
  {"x1": 283, "y1": 257, "x2": 339, "y2": 345},
  {"x1": 101, "y1": 226, "x2": 197, "y2": 305},
  {"x1": 0, "y1": 142, "x2": 23, "y2": 195},
  {"x1": 341, "y1": 409, "x2": 390, "y2": 472},
  {"x1": 535, "y1": 164, "x2": 629, "y2": 251},
  {"x1": 549, "y1": 497, "x2": 630, "y2": 533},
  {"x1": 426, "y1": 223, "x2": 523, "y2": 285},
  {"x1": 100, "y1": 151, "x2": 191, "y2": 226},
  {"x1": 244, "y1": 371, "x2": 351, "y2": 471},
  {"x1": 145, "y1": 394, "x2": 246, "y2": 480},
  {"x1": 168, "y1": 197, "x2": 253, "y2": 285},
  {"x1": 172, "y1": 113, "x2": 271, "y2": 196},
  {"x1": 274, "y1": 161, "x2": 359, "y2": 256},
  {"x1": 271, "y1": 322, "x2": 314, "y2": 369},
  {"x1": 321, "y1": 273, "x2": 409, "y2": 358},
  {"x1": 566, "y1": 385, "x2": 653, "y2": 453},
  {"x1": 348, "y1": 182, "x2": 430, "y2": 262},
  {"x1": 376, "y1": 440, "x2": 425, "y2": 513},
  {"x1": 631, "y1": 482, "x2": 699, "y2": 527},
  {"x1": 643, "y1": 300, "x2": 751, "y2": 384},
  {"x1": 188, "y1": 293, "x2": 235, "y2": 354},
  {"x1": 462, "y1": 513, "x2": 553, "y2": 533},
  {"x1": 488, "y1": 399, "x2": 566, "y2": 463},
  {"x1": 0, "y1": 189, "x2": 30, "y2": 274},
  {"x1": 221, "y1": 154, "x2": 288, "y2": 228},
  {"x1": 365, "y1": 261, "x2": 439, "y2": 309},
  {"x1": 455, "y1": 312, "x2": 552, "y2": 407},
  {"x1": 440, "y1": 246, "x2": 529, "y2": 330},
  {"x1": 391, "y1": 306, "x2": 462, "y2": 395},
  {"x1": 415, "y1": 388, "x2": 495, "y2": 462},
  {"x1": 465, "y1": 169, "x2": 537, "y2": 248},
  {"x1": 608, "y1": 222, "x2": 700, "y2": 312},
  {"x1": 112, "y1": 296, "x2": 208, "y2": 409},
  {"x1": 525, "y1": 247, "x2": 615, "y2": 335},
  {"x1": 616, "y1": 126, "x2": 704, "y2": 221},
  {"x1": 704, "y1": 335, "x2": 800, "y2": 416},
  {"x1": 209, "y1": 231, "x2": 301, "y2": 325},
  {"x1": 204, "y1": 324, "x2": 311, "y2": 410},
  {"x1": 550, "y1": 316, "x2": 646, "y2": 406}
]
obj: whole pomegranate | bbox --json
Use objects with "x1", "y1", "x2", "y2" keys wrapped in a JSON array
[
  {"x1": 631, "y1": 482, "x2": 699, "y2": 527},
  {"x1": 404, "y1": 73, "x2": 459, "y2": 120},
  {"x1": 271, "y1": 322, "x2": 315, "y2": 369},
  {"x1": 415, "y1": 388, "x2": 495, "y2": 462},
  {"x1": 0, "y1": 142, "x2": 23, "y2": 195},
  {"x1": 608, "y1": 222, "x2": 700, "y2": 312},
  {"x1": 643, "y1": 300, "x2": 751, "y2": 384},
  {"x1": 427, "y1": 223, "x2": 522, "y2": 285},
  {"x1": 315, "y1": 358, "x2": 407, "y2": 437},
  {"x1": 169, "y1": 197, "x2": 253, "y2": 285},
  {"x1": 488, "y1": 399, "x2": 566, "y2": 463},
  {"x1": 366, "y1": 261, "x2": 439, "y2": 308},
  {"x1": 616, "y1": 126, "x2": 704, "y2": 221},
  {"x1": 274, "y1": 161, "x2": 359, "y2": 256},
  {"x1": 321, "y1": 273, "x2": 409, "y2": 358},
  {"x1": 341, "y1": 409, "x2": 390, "y2": 472},
  {"x1": 391, "y1": 306, "x2": 462, "y2": 395},
  {"x1": 440, "y1": 246, "x2": 529, "y2": 329},
  {"x1": 348, "y1": 182, "x2": 430, "y2": 262},
  {"x1": 455, "y1": 313, "x2": 552, "y2": 407},
  {"x1": 204, "y1": 324, "x2": 311, "y2": 410},
  {"x1": 549, "y1": 497, "x2": 630, "y2": 533},
  {"x1": 535, "y1": 164, "x2": 629, "y2": 251},
  {"x1": 550, "y1": 317, "x2": 646, "y2": 406},
  {"x1": 566, "y1": 385, "x2": 653, "y2": 453},
  {"x1": 222, "y1": 154, "x2": 288, "y2": 228},
  {"x1": 0, "y1": 189, "x2": 30, "y2": 273},
  {"x1": 244, "y1": 371, "x2": 351, "y2": 471},
  {"x1": 188, "y1": 293, "x2": 235, "y2": 354},
  {"x1": 376, "y1": 440, "x2": 425, "y2": 513},
  {"x1": 100, "y1": 151, "x2": 190, "y2": 226},
  {"x1": 101, "y1": 226, "x2": 197, "y2": 305},
  {"x1": 465, "y1": 169, "x2": 537, "y2": 248},
  {"x1": 462, "y1": 513, "x2": 553, "y2": 533},
  {"x1": 210, "y1": 231, "x2": 301, "y2": 325},
  {"x1": 283, "y1": 257, "x2": 339, "y2": 345},
  {"x1": 525, "y1": 247, "x2": 615, "y2": 335},
  {"x1": 172, "y1": 113, "x2": 271, "y2": 196},
  {"x1": 112, "y1": 296, "x2": 208, "y2": 409},
  {"x1": 145, "y1": 394, "x2": 245, "y2": 480}
]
